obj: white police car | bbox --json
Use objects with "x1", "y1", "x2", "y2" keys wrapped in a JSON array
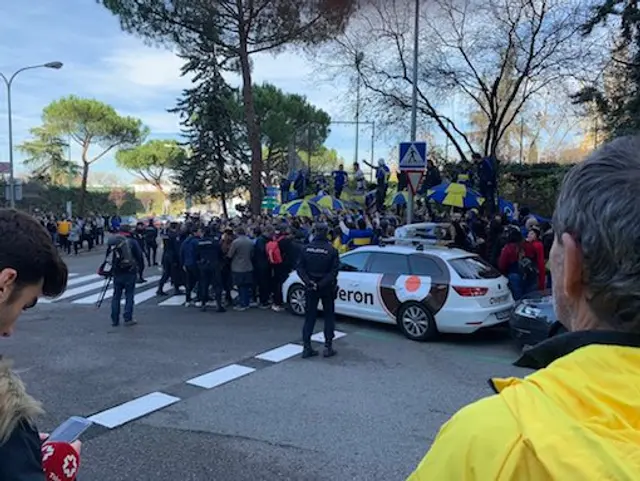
[{"x1": 283, "y1": 243, "x2": 514, "y2": 341}]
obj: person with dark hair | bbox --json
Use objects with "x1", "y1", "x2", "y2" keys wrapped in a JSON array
[
  {"x1": 497, "y1": 226, "x2": 538, "y2": 300},
  {"x1": 297, "y1": 222, "x2": 339, "y2": 359},
  {"x1": 408, "y1": 136, "x2": 640, "y2": 480},
  {"x1": 0, "y1": 209, "x2": 83, "y2": 480},
  {"x1": 105, "y1": 223, "x2": 143, "y2": 327},
  {"x1": 227, "y1": 226, "x2": 254, "y2": 311}
]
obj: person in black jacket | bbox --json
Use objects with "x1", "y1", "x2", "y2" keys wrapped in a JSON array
[
  {"x1": 144, "y1": 219, "x2": 159, "y2": 266},
  {"x1": 195, "y1": 226, "x2": 225, "y2": 312},
  {"x1": 253, "y1": 226, "x2": 273, "y2": 309},
  {"x1": 297, "y1": 223, "x2": 340, "y2": 359},
  {"x1": 0, "y1": 209, "x2": 81, "y2": 480}
]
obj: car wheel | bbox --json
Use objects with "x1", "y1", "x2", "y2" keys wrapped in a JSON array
[
  {"x1": 396, "y1": 302, "x2": 438, "y2": 341},
  {"x1": 287, "y1": 284, "x2": 306, "y2": 316}
]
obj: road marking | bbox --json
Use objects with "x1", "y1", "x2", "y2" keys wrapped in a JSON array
[
  {"x1": 158, "y1": 295, "x2": 186, "y2": 306},
  {"x1": 69, "y1": 273, "x2": 79, "y2": 278},
  {"x1": 72, "y1": 275, "x2": 161, "y2": 305},
  {"x1": 255, "y1": 343, "x2": 303, "y2": 363},
  {"x1": 129, "y1": 285, "x2": 161, "y2": 305},
  {"x1": 41, "y1": 279, "x2": 109, "y2": 303},
  {"x1": 186, "y1": 364, "x2": 256, "y2": 389},
  {"x1": 311, "y1": 330, "x2": 347, "y2": 343},
  {"x1": 66, "y1": 274, "x2": 101, "y2": 287},
  {"x1": 88, "y1": 392, "x2": 180, "y2": 429}
]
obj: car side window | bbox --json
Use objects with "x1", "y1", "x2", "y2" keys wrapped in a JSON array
[
  {"x1": 340, "y1": 252, "x2": 370, "y2": 272},
  {"x1": 367, "y1": 253, "x2": 410, "y2": 274},
  {"x1": 410, "y1": 255, "x2": 446, "y2": 278}
]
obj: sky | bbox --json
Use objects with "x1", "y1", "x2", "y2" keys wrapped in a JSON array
[{"x1": 0, "y1": 1, "x2": 390, "y2": 185}]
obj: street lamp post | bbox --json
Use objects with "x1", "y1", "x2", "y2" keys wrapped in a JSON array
[
  {"x1": 0, "y1": 61, "x2": 63, "y2": 208},
  {"x1": 354, "y1": 51, "x2": 364, "y2": 167},
  {"x1": 407, "y1": 0, "x2": 420, "y2": 224}
]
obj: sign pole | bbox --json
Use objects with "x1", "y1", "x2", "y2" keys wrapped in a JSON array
[{"x1": 407, "y1": 0, "x2": 420, "y2": 225}]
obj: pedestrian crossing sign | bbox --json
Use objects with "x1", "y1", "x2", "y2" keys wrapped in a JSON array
[{"x1": 399, "y1": 142, "x2": 427, "y2": 170}]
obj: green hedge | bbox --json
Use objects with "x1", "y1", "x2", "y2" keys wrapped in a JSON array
[
  {"x1": 440, "y1": 162, "x2": 573, "y2": 218},
  {"x1": 2, "y1": 182, "x2": 143, "y2": 216}
]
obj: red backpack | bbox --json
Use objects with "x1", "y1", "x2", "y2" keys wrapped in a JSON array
[{"x1": 266, "y1": 237, "x2": 283, "y2": 265}]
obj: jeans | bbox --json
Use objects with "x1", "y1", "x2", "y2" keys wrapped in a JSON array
[
  {"x1": 233, "y1": 271, "x2": 253, "y2": 308},
  {"x1": 508, "y1": 273, "x2": 536, "y2": 301},
  {"x1": 111, "y1": 272, "x2": 136, "y2": 325},
  {"x1": 302, "y1": 287, "x2": 336, "y2": 346}
]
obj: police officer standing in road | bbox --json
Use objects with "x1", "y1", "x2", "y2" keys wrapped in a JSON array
[
  {"x1": 297, "y1": 223, "x2": 340, "y2": 359},
  {"x1": 195, "y1": 225, "x2": 226, "y2": 313}
]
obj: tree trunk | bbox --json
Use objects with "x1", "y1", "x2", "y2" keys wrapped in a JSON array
[
  {"x1": 79, "y1": 161, "x2": 89, "y2": 216},
  {"x1": 221, "y1": 189, "x2": 229, "y2": 219},
  {"x1": 238, "y1": 35, "x2": 263, "y2": 214}
]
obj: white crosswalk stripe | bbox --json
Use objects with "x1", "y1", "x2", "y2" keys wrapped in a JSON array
[{"x1": 42, "y1": 272, "x2": 190, "y2": 307}]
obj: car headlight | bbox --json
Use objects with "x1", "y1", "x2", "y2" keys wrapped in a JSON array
[{"x1": 515, "y1": 304, "x2": 542, "y2": 318}]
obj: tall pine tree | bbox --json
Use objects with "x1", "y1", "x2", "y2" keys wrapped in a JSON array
[
  {"x1": 575, "y1": 1, "x2": 640, "y2": 138},
  {"x1": 171, "y1": 54, "x2": 249, "y2": 217}
]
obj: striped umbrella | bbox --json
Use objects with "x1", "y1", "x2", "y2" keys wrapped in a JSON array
[
  {"x1": 427, "y1": 182, "x2": 484, "y2": 209},
  {"x1": 310, "y1": 194, "x2": 346, "y2": 211},
  {"x1": 281, "y1": 199, "x2": 323, "y2": 217},
  {"x1": 390, "y1": 191, "x2": 409, "y2": 206}
]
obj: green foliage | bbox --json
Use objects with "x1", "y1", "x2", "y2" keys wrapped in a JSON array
[
  {"x1": 98, "y1": 0, "x2": 357, "y2": 54},
  {"x1": 37, "y1": 95, "x2": 148, "y2": 214},
  {"x1": 296, "y1": 145, "x2": 340, "y2": 173},
  {"x1": 253, "y1": 83, "x2": 331, "y2": 179},
  {"x1": 575, "y1": 1, "x2": 640, "y2": 139},
  {"x1": 170, "y1": 53, "x2": 250, "y2": 217},
  {"x1": 9, "y1": 181, "x2": 142, "y2": 216},
  {"x1": 99, "y1": 0, "x2": 357, "y2": 214},
  {"x1": 437, "y1": 161, "x2": 571, "y2": 217},
  {"x1": 18, "y1": 126, "x2": 79, "y2": 185},
  {"x1": 499, "y1": 163, "x2": 573, "y2": 218},
  {"x1": 116, "y1": 139, "x2": 185, "y2": 191}
]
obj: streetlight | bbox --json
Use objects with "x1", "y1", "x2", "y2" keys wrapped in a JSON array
[
  {"x1": 354, "y1": 51, "x2": 364, "y2": 167},
  {"x1": 407, "y1": 0, "x2": 420, "y2": 224},
  {"x1": 0, "y1": 61, "x2": 63, "y2": 208}
]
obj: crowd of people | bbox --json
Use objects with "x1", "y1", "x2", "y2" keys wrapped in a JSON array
[{"x1": 1, "y1": 136, "x2": 640, "y2": 479}]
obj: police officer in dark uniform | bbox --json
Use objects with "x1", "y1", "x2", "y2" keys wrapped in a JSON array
[
  {"x1": 195, "y1": 225, "x2": 225, "y2": 313},
  {"x1": 144, "y1": 219, "x2": 159, "y2": 266},
  {"x1": 297, "y1": 222, "x2": 340, "y2": 358},
  {"x1": 156, "y1": 222, "x2": 180, "y2": 296}
]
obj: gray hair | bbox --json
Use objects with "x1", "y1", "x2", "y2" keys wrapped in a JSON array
[{"x1": 553, "y1": 136, "x2": 640, "y2": 333}]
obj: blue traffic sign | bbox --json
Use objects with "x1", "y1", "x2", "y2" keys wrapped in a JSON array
[{"x1": 399, "y1": 141, "x2": 427, "y2": 170}]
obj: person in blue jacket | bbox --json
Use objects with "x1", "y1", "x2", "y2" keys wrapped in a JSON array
[{"x1": 332, "y1": 164, "x2": 348, "y2": 199}]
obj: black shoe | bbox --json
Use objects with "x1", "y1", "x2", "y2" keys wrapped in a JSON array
[
  {"x1": 124, "y1": 319, "x2": 138, "y2": 326},
  {"x1": 302, "y1": 346, "x2": 319, "y2": 359},
  {"x1": 156, "y1": 290, "x2": 167, "y2": 296},
  {"x1": 323, "y1": 344, "x2": 337, "y2": 358}
]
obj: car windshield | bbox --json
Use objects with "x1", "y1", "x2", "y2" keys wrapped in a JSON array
[{"x1": 449, "y1": 256, "x2": 501, "y2": 279}]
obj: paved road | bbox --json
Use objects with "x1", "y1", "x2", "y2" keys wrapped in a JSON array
[{"x1": 6, "y1": 255, "x2": 533, "y2": 480}]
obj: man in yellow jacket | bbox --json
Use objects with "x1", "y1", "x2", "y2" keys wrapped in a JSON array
[{"x1": 408, "y1": 136, "x2": 640, "y2": 480}]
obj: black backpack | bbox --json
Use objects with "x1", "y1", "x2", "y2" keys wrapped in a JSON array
[
  {"x1": 518, "y1": 246, "x2": 538, "y2": 284},
  {"x1": 99, "y1": 236, "x2": 136, "y2": 277}
]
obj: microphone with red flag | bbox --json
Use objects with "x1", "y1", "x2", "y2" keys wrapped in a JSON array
[{"x1": 41, "y1": 441, "x2": 80, "y2": 480}]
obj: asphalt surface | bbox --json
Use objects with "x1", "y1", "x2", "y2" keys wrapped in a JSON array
[{"x1": 3, "y1": 251, "x2": 534, "y2": 481}]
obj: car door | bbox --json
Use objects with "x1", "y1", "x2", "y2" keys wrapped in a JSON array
[
  {"x1": 365, "y1": 252, "x2": 411, "y2": 323},
  {"x1": 334, "y1": 251, "x2": 372, "y2": 317}
]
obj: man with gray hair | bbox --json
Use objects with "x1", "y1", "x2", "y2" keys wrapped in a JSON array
[{"x1": 407, "y1": 136, "x2": 640, "y2": 480}]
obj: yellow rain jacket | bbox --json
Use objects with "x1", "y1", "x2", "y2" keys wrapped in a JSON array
[{"x1": 408, "y1": 335, "x2": 640, "y2": 481}]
